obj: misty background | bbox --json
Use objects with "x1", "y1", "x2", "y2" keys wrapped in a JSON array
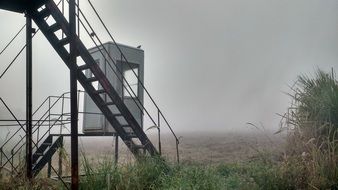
[{"x1": 0, "y1": 0, "x2": 337, "y2": 135}]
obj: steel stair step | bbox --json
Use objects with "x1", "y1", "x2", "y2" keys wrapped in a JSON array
[
  {"x1": 48, "y1": 23, "x2": 61, "y2": 33},
  {"x1": 78, "y1": 64, "x2": 90, "y2": 70},
  {"x1": 127, "y1": 133, "x2": 137, "y2": 138},
  {"x1": 58, "y1": 37, "x2": 69, "y2": 46},
  {"x1": 35, "y1": 152, "x2": 44, "y2": 156},
  {"x1": 133, "y1": 145, "x2": 145, "y2": 149},
  {"x1": 42, "y1": 142, "x2": 52, "y2": 146},
  {"x1": 95, "y1": 89, "x2": 106, "y2": 94},
  {"x1": 103, "y1": 101, "x2": 115, "y2": 106},
  {"x1": 38, "y1": 8, "x2": 51, "y2": 18},
  {"x1": 86, "y1": 77, "x2": 97, "y2": 83}
]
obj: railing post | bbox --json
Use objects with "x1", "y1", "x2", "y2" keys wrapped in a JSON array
[
  {"x1": 11, "y1": 149, "x2": 14, "y2": 175},
  {"x1": 0, "y1": 151, "x2": 2, "y2": 176},
  {"x1": 0, "y1": 148, "x2": 2, "y2": 166},
  {"x1": 157, "y1": 110, "x2": 161, "y2": 155},
  {"x1": 60, "y1": 94, "x2": 64, "y2": 135},
  {"x1": 58, "y1": 139, "x2": 63, "y2": 177},
  {"x1": 176, "y1": 140, "x2": 179, "y2": 164},
  {"x1": 48, "y1": 97, "x2": 51, "y2": 136}
]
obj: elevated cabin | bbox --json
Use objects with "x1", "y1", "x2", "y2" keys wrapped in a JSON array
[{"x1": 83, "y1": 42, "x2": 144, "y2": 135}]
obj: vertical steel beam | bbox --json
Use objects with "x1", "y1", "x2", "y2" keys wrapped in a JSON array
[
  {"x1": 25, "y1": 12, "x2": 33, "y2": 180},
  {"x1": 69, "y1": 0, "x2": 79, "y2": 189}
]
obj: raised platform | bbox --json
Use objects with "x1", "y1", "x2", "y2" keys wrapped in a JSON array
[{"x1": 0, "y1": 0, "x2": 49, "y2": 13}]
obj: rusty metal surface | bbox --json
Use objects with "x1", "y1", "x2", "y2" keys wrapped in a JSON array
[{"x1": 69, "y1": 0, "x2": 79, "y2": 189}]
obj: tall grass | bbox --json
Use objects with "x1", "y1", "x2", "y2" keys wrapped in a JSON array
[
  {"x1": 290, "y1": 69, "x2": 338, "y2": 140},
  {"x1": 282, "y1": 69, "x2": 338, "y2": 189},
  {"x1": 1, "y1": 69, "x2": 338, "y2": 189}
]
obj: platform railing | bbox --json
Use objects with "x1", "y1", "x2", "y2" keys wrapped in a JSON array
[{"x1": 0, "y1": 91, "x2": 73, "y2": 174}]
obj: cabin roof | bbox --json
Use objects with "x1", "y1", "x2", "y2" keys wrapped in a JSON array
[{"x1": 0, "y1": 0, "x2": 49, "y2": 13}]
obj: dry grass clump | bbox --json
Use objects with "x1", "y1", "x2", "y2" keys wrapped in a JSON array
[{"x1": 280, "y1": 69, "x2": 338, "y2": 189}]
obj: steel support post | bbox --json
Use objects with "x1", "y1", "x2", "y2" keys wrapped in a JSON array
[
  {"x1": 69, "y1": 0, "x2": 79, "y2": 189},
  {"x1": 25, "y1": 12, "x2": 33, "y2": 180}
]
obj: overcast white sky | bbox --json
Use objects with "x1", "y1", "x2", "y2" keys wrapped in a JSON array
[{"x1": 0, "y1": 0, "x2": 337, "y2": 134}]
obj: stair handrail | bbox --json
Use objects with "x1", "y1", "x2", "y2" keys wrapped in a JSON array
[
  {"x1": 10, "y1": 92, "x2": 70, "y2": 154},
  {"x1": 0, "y1": 92, "x2": 72, "y2": 170},
  {"x1": 62, "y1": 0, "x2": 180, "y2": 161}
]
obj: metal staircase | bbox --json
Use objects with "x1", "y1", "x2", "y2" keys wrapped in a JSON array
[
  {"x1": 29, "y1": 0, "x2": 158, "y2": 156},
  {"x1": 1, "y1": 0, "x2": 180, "y2": 181},
  {"x1": 0, "y1": 92, "x2": 74, "y2": 176},
  {"x1": 32, "y1": 135, "x2": 63, "y2": 176},
  {"x1": 0, "y1": 93, "x2": 69, "y2": 177}
]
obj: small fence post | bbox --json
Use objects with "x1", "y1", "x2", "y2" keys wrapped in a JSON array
[
  {"x1": 58, "y1": 140, "x2": 63, "y2": 177},
  {"x1": 11, "y1": 149, "x2": 14, "y2": 175},
  {"x1": 176, "y1": 140, "x2": 179, "y2": 164},
  {"x1": 48, "y1": 97, "x2": 51, "y2": 136},
  {"x1": 0, "y1": 148, "x2": 2, "y2": 166}
]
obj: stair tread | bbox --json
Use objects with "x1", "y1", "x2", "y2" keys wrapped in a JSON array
[
  {"x1": 34, "y1": 152, "x2": 44, "y2": 156},
  {"x1": 95, "y1": 89, "x2": 106, "y2": 94},
  {"x1": 103, "y1": 101, "x2": 115, "y2": 106},
  {"x1": 127, "y1": 133, "x2": 138, "y2": 138},
  {"x1": 48, "y1": 23, "x2": 61, "y2": 32},
  {"x1": 38, "y1": 8, "x2": 50, "y2": 18},
  {"x1": 58, "y1": 37, "x2": 69, "y2": 46},
  {"x1": 78, "y1": 64, "x2": 90, "y2": 70},
  {"x1": 86, "y1": 77, "x2": 97, "y2": 82},
  {"x1": 133, "y1": 145, "x2": 145, "y2": 149}
]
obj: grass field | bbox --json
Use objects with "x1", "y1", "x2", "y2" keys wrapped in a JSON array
[
  {"x1": 0, "y1": 131, "x2": 289, "y2": 190},
  {"x1": 1, "y1": 69, "x2": 337, "y2": 189}
]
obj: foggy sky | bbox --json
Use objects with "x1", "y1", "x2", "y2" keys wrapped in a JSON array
[{"x1": 0, "y1": 0, "x2": 338, "y2": 133}]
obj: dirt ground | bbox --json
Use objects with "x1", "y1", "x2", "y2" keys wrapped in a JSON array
[
  {"x1": 0, "y1": 130, "x2": 286, "y2": 177},
  {"x1": 61, "y1": 130, "x2": 286, "y2": 165}
]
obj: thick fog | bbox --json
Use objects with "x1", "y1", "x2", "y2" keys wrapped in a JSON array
[{"x1": 0, "y1": 0, "x2": 337, "y2": 135}]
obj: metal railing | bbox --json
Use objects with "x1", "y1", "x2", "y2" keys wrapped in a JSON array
[
  {"x1": 66, "y1": 0, "x2": 180, "y2": 162},
  {"x1": 0, "y1": 91, "x2": 73, "y2": 173}
]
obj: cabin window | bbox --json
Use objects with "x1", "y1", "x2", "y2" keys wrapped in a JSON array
[{"x1": 123, "y1": 67, "x2": 139, "y2": 98}]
